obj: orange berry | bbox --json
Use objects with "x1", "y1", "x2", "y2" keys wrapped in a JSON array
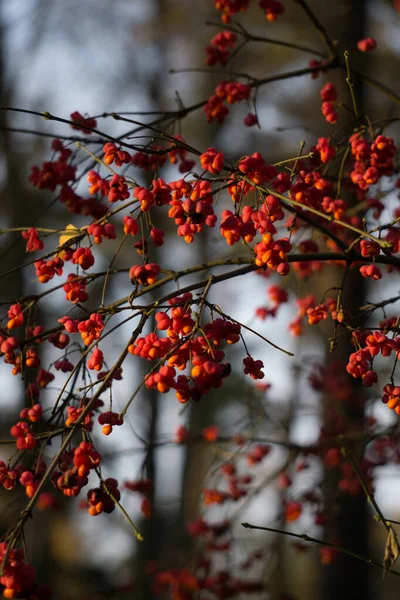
[{"x1": 102, "y1": 424, "x2": 113, "y2": 436}]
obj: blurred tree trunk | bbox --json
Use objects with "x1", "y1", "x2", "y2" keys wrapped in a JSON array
[
  {"x1": 0, "y1": 4, "x2": 28, "y2": 485},
  {"x1": 0, "y1": 5, "x2": 52, "y2": 585},
  {"x1": 133, "y1": 2, "x2": 170, "y2": 597},
  {"x1": 321, "y1": 1, "x2": 369, "y2": 598}
]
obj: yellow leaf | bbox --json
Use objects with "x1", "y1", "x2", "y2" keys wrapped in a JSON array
[
  {"x1": 383, "y1": 526, "x2": 400, "y2": 577},
  {"x1": 59, "y1": 224, "x2": 79, "y2": 248}
]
